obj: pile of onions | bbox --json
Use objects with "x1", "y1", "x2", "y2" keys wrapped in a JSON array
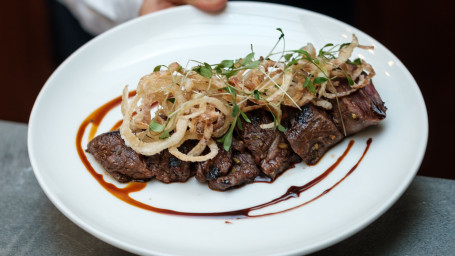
[{"x1": 120, "y1": 34, "x2": 374, "y2": 161}]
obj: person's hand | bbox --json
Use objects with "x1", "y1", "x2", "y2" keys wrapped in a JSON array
[{"x1": 139, "y1": 0, "x2": 227, "y2": 15}]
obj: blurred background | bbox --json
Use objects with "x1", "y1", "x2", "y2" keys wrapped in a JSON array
[{"x1": 1, "y1": 0, "x2": 454, "y2": 179}]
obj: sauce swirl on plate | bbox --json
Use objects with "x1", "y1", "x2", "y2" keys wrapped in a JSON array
[{"x1": 76, "y1": 94, "x2": 372, "y2": 219}]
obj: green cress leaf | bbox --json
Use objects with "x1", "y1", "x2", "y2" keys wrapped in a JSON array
[
  {"x1": 318, "y1": 43, "x2": 334, "y2": 57},
  {"x1": 276, "y1": 28, "x2": 285, "y2": 39},
  {"x1": 232, "y1": 104, "x2": 240, "y2": 117},
  {"x1": 303, "y1": 76, "x2": 316, "y2": 94},
  {"x1": 149, "y1": 120, "x2": 165, "y2": 132},
  {"x1": 284, "y1": 53, "x2": 293, "y2": 62},
  {"x1": 309, "y1": 77, "x2": 328, "y2": 94},
  {"x1": 326, "y1": 53, "x2": 336, "y2": 59},
  {"x1": 192, "y1": 65, "x2": 201, "y2": 73},
  {"x1": 199, "y1": 63, "x2": 213, "y2": 78},
  {"x1": 154, "y1": 65, "x2": 164, "y2": 72},
  {"x1": 313, "y1": 77, "x2": 328, "y2": 84},
  {"x1": 218, "y1": 120, "x2": 236, "y2": 151},
  {"x1": 339, "y1": 66, "x2": 355, "y2": 86},
  {"x1": 222, "y1": 86, "x2": 237, "y2": 96},
  {"x1": 266, "y1": 106, "x2": 280, "y2": 132},
  {"x1": 243, "y1": 60, "x2": 260, "y2": 69},
  {"x1": 345, "y1": 74, "x2": 354, "y2": 86},
  {"x1": 346, "y1": 58, "x2": 362, "y2": 65},
  {"x1": 159, "y1": 130, "x2": 170, "y2": 139},
  {"x1": 222, "y1": 70, "x2": 238, "y2": 78},
  {"x1": 220, "y1": 59, "x2": 234, "y2": 68},
  {"x1": 240, "y1": 111, "x2": 251, "y2": 123},
  {"x1": 286, "y1": 57, "x2": 300, "y2": 67},
  {"x1": 236, "y1": 117, "x2": 243, "y2": 130},
  {"x1": 266, "y1": 28, "x2": 285, "y2": 59},
  {"x1": 253, "y1": 89, "x2": 260, "y2": 100},
  {"x1": 222, "y1": 131, "x2": 233, "y2": 151},
  {"x1": 199, "y1": 67, "x2": 212, "y2": 78},
  {"x1": 273, "y1": 118, "x2": 278, "y2": 130},
  {"x1": 308, "y1": 81, "x2": 316, "y2": 94},
  {"x1": 303, "y1": 76, "x2": 311, "y2": 89},
  {"x1": 214, "y1": 66, "x2": 222, "y2": 74},
  {"x1": 293, "y1": 49, "x2": 312, "y2": 61},
  {"x1": 242, "y1": 52, "x2": 255, "y2": 66},
  {"x1": 278, "y1": 124, "x2": 286, "y2": 132},
  {"x1": 339, "y1": 43, "x2": 351, "y2": 50}
]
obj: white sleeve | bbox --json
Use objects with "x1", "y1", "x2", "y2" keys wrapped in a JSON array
[{"x1": 57, "y1": 0, "x2": 143, "y2": 35}]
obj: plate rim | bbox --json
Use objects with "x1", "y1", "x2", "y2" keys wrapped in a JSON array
[{"x1": 27, "y1": 2, "x2": 429, "y2": 255}]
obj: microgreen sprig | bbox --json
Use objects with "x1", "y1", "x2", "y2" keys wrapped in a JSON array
[
  {"x1": 150, "y1": 29, "x2": 363, "y2": 150},
  {"x1": 217, "y1": 110, "x2": 251, "y2": 151},
  {"x1": 149, "y1": 119, "x2": 172, "y2": 139}
]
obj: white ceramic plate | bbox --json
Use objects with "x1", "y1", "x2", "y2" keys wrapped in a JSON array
[{"x1": 28, "y1": 2, "x2": 428, "y2": 255}]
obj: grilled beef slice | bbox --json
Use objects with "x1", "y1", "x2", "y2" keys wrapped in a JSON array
[
  {"x1": 237, "y1": 109, "x2": 301, "y2": 179},
  {"x1": 87, "y1": 131, "x2": 194, "y2": 183},
  {"x1": 330, "y1": 80, "x2": 387, "y2": 136},
  {"x1": 195, "y1": 143, "x2": 233, "y2": 183},
  {"x1": 144, "y1": 140, "x2": 195, "y2": 183},
  {"x1": 195, "y1": 138, "x2": 247, "y2": 183},
  {"x1": 282, "y1": 105, "x2": 344, "y2": 165},
  {"x1": 208, "y1": 152, "x2": 260, "y2": 191},
  {"x1": 86, "y1": 130, "x2": 152, "y2": 183}
]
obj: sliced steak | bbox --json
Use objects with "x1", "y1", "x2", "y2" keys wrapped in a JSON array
[
  {"x1": 237, "y1": 109, "x2": 300, "y2": 179},
  {"x1": 145, "y1": 141, "x2": 195, "y2": 183},
  {"x1": 282, "y1": 104, "x2": 344, "y2": 165},
  {"x1": 331, "y1": 79, "x2": 387, "y2": 136},
  {"x1": 195, "y1": 143, "x2": 232, "y2": 183},
  {"x1": 195, "y1": 137, "x2": 247, "y2": 184},
  {"x1": 231, "y1": 137, "x2": 246, "y2": 152},
  {"x1": 209, "y1": 152, "x2": 260, "y2": 191},
  {"x1": 86, "y1": 130, "x2": 152, "y2": 183}
]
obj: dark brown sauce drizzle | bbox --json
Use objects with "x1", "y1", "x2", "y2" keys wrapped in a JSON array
[
  {"x1": 110, "y1": 119, "x2": 123, "y2": 131},
  {"x1": 76, "y1": 94, "x2": 372, "y2": 219}
]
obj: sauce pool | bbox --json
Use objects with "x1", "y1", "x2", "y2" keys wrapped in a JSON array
[{"x1": 76, "y1": 94, "x2": 372, "y2": 219}]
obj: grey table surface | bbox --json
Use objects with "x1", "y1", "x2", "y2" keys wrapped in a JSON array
[{"x1": 1, "y1": 120, "x2": 454, "y2": 256}]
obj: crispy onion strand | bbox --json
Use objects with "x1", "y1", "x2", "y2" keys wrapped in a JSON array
[{"x1": 118, "y1": 34, "x2": 375, "y2": 162}]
